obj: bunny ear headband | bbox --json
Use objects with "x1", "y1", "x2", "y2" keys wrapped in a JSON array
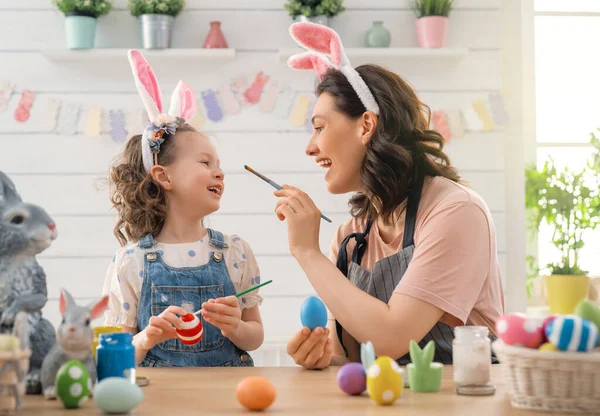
[
  {"x1": 287, "y1": 22, "x2": 380, "y2": 116},
  {"x1": 127, "y1": 49, "x2": 197, "y2": 173}
]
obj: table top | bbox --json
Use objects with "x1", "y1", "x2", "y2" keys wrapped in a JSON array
[{"x1": 21, "y1": 365, "x2": 565, "y2": 415}]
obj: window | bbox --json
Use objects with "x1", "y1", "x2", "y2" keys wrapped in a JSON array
[{"x1": 534, "y1": 1, "x2": 600, "y2": 275}]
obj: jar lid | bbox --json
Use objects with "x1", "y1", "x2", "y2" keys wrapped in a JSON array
[
  {"x1": 99, "y1": 332, "x2": 133, "y2": 345},
  {"x1": 456, "y1": 384, "x2": 496, "y2": 396}
]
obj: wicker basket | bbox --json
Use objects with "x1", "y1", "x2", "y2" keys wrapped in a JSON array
[
  {"x1": 492, "y1": 340, "x2": 600, "y2": 414},
  {"x1": 0, "y1": 348, "x2": 31, "y2": 411}
]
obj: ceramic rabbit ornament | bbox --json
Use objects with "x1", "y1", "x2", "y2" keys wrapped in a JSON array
[
  {"x1": 41, "y1": 288, "x2": 108, "y2": 399},
  {"x1": 127, "y1": 49, "x2": 197, "y2": 174},
  {"x1": 0, "y1": 171, "x2": 58, "y2": 394}
]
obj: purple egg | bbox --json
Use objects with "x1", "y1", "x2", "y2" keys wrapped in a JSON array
[{"x1": 337, "y1": 363, "x2": 366, "y2": 395}]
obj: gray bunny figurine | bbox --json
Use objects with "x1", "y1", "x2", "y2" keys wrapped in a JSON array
[
  {"x1": 0, "y1": 171, "x2": 58, "y2": 394},
  {"x1": 41, "y1": 288, "x2": 109, "y2": 399}
]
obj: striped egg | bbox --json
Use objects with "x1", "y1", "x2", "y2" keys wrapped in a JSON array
[{"x1": 546, "y1": 315, "x2": 599, "y2": 352}]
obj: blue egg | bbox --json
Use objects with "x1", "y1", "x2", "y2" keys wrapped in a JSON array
[
  {"x1": 546, "y1": 315, "x2": 599, "y2": 352},
  {"x1": 300, "y1": 296, "x2": 328, "y2": 330}
]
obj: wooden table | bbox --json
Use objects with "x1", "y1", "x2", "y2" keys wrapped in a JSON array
[{"x1": 21, "y1": 365, "x2": 570, "y2": 415}]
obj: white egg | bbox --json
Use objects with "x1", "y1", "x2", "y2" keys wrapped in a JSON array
[{"x1": 94, "y1": 377, "x2": 143, "y2": 414}]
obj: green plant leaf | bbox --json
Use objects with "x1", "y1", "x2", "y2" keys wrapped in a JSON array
[
  {"x1": 53, "y1": 0, "x2": 113, "y2": 17},
  {"x1": 284, "y1": 0, "x2": 345, "y2": 18},
  {"x1": 128, "y1": 0, "x2": 185, "y2": 17}
]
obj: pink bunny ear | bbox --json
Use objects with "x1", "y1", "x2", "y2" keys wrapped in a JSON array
[
  {"x1": 288, "y1": 52, "x2": 332, "y2": 80},
  {"x1": 289, "y1": 22, "x2": 347, "y2": 68},
  {"x1": 168, "y1": 80, "x2": 196, "y2": 121},
  {"x1": 128, "y1": 49, "x2": 162, "y2": 121},
  {"x1": 88, "y1": 296, "x2": 109, "y2": 320}
]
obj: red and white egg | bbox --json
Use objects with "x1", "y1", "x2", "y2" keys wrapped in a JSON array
[
  {"x1": 176, "y1": 313, "x2": 203, "y2": 345},
  {"x1": 495, "y1": 313, "x2": 544, "y2": 348}
]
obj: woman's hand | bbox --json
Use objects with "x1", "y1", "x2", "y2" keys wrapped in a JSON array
[
  {"x1": 138, "y1": 305, "x2": 187, "y2": 350},
  {"x1": 201, "y1": 296, "x2": 242, "y2": 339},
  {"x1": 287, "y1": 327, "x2": 333, "y2": 369},
  {"x1": 274, "y1": 185, "x2": 322, "y2": 257}
]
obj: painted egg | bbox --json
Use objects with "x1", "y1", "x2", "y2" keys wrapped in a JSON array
[
  {"x1": 496, "y1": 313, "x2": 544, "y2": 348},
  {"x1": 575, "y1": 300, "x2": 600, "y2": 345},
  {"x1": 361, "y1": 341, "x2": 376, "y2": 372},
  {"x1": 538, "y1": 342, "x2": 558, "y2": 352},
  {"x1": 236, "y1": 376, "x2": 276, "y2": 411},
  {"x1": 176, "y1": 313, "x2": 203, "y2": 345},
  {"x1": 94, "y1": 377, "x2": 143, "y2": 414},
  {"x1": 546, "y1": 315, "x2": 599, "y2": 352},
  {"x1": 541, "y1": 315, "x2": 558, "y2": 343},
  {"x1": 56, "y1": 360, "x2": 92, "y2": 409},
  {"x1": 300, "y1": 296, "x2": 328, "y2": 330},
  {"x1": 366, "y1": 357, "x2": 403, "y2": 405},
  {"x1": 337, "y1": 363, "x2": 366, "y2": 395}
]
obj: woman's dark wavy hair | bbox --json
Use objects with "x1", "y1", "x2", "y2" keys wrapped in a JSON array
[{"x1": 316, "y1": 65, "x2": 461, "y2": 224}]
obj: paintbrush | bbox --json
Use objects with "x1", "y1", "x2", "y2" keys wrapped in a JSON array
[
  {"x1": 193, "y1": 279, "x2": 273, "y2": 316},
  {"x1": 244, "y1": 165, "x2": 332, "y2": 223}
]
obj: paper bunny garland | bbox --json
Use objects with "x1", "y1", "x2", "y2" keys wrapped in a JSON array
[
  {"x1": 287, "y1": 22, "x2": 380, "y2": 116},
  {"x1": 127, "y1": 49, "x2": 197, "y2": 173}
]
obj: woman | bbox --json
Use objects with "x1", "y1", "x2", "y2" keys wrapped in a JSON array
[{"x1": 274, "y1": 23, "x2": 504, "y2": 369}]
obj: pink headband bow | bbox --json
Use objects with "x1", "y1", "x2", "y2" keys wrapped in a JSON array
[{"x1": 287, "y1": 22, "x2": 380, "y2": 116}]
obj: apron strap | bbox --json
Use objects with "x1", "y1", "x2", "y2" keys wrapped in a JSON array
[
  {"x1": 402, "y1": 175, "x2": 425, "y2": 249},
  {"x1": 335, "y1": 218, "x2": 373, "y2": 277}
]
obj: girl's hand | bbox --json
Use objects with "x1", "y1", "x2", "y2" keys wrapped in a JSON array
[
  {"x1": 287, "y1": 327, "x2": 333, "y2": 369},
  {"x1": 274, "y1": 185, "x2": 321, "y2": 257},
  {"x1": 201, "y1": 296, "x2": 242, "y2": 338},
  {"x1": 140, "y1": 305, "x2": 187, "y2": 350}
]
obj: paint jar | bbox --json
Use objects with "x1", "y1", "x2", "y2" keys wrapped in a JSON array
[
  {"x1": 453, "y1": 326, "x2": 494, "y2": 395},
  {"x1": 92, "y1": 326, "x2": 122, "y2": 361},
  {"x1": 97, "y1": 332, "x2": 135, "y2": 384}
]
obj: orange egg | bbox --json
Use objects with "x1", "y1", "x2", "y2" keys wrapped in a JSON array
[{"x1": 236, "y1": 376, "x2": 276, "y2": 411}]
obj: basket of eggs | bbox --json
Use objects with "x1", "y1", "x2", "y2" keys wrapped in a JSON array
[{"x1": 492, "y1": 299, "x2": 600, "y2": 414}]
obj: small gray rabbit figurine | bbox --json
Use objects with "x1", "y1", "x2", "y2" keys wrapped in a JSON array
[
  {"x1": 0, "y1": 171, "x2": 58, "y2": 394},
  {"x1": 41, "y1": 288, "x2": 109, "y2": 399}
]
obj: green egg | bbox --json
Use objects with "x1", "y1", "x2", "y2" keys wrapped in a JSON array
[
  {"x1": 55, "y1": 360, "x2": 92, "y2": 409},
  {"x1": 574, "y1": 299, "x2": 600, "y2": 345}
]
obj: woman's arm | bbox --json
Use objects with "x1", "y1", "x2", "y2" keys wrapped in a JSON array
[
  {"x1": 275, "y1": 186, "x2": 492, "y2": 360},
  {"x1": 295, "y1": 252, "x2": 444, "y2": 359}
]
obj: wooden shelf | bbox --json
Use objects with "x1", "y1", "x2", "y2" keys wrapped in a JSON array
[
  {"x1": 41, "y1": 48, "x2": 237, "y2": 63},
  {"x1": 278, "y1": 47, "x2": 469, "y2": 62}
]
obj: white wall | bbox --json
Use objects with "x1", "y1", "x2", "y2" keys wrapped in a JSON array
[{"x1": 0, "y1": 0, "x2": 516, "y2": 356}]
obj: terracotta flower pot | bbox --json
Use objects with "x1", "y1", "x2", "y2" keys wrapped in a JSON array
[{"x1": 415, "y1": 16, "x2": 449, "y2": 48}]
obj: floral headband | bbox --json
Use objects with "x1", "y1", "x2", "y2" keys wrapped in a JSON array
[
  {"x1": 287, "y1": 22, "x2": 380, "y2": 115},
  {"x1": 127, "y1": 49, "x2": 197, "y2": 173}
]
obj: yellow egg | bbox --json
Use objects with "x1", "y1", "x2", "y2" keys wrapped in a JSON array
[
  {"x1": 539, "y1": 342, "x2": 558, "y2": 352},
  {"x1": 366, "y1": 357, "x2": 403, "y2": 405}
]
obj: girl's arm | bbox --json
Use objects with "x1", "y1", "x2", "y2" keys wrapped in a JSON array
[
  {"x1": 226, "y1": 305, "x2": 264, "y2": 352},
  {"x1": 121, "y1": 325, "x2": 150, "y2": 366}
]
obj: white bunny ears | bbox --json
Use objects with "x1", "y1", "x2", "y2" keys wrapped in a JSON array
[
  {"x1": 127, "y1": 49, "x2": 197, "y2": 173},
  {"x1": 287, "y1": 23, "x2": 380, "y2": 116}
]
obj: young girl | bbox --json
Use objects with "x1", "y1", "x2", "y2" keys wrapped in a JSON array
[{"x1": 101, "y1": 50, "x2": 264, "y2": 367}]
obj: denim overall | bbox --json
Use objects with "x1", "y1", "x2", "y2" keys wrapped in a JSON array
[{"x1": 136, "y1": 228, "x2": 254, "y2": 367}]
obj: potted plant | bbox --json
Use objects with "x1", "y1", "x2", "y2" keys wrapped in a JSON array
[
  {"x1": 284, "y1": 0, "x2": 345, "y2": 27},
  {"x1": 53, "y1": 0, "x2": 112, "y2": 49},
  {"x1": 525, "y1": 135, "x2": 600, "y2": 314},
  {"x1": 128, "y1": 0, "x2": 186, "y2": 49},
  {"x1": 412, "y1": 0, "x2": 454, "y2": 48}
]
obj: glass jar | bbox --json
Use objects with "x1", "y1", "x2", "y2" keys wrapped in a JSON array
[
  {"x1": 92, "y1": 326, "x2": 122, "y2": 361},
  {"x1": 453, "y1": 326, "x2": 491, "y2": 388},
  {"x1": 96, "y1": 332, "x2": 135, "y2": 384}
]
